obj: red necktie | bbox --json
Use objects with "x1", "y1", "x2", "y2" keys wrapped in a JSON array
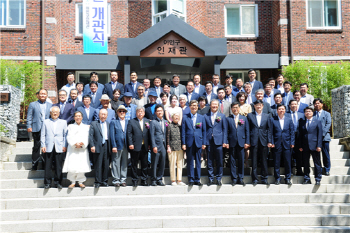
[{"x1": 221, "y1": 102, "x2": 224, "y2": 112}]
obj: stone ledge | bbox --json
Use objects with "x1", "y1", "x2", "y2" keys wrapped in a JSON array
[{"x1": 339, "y1": 137, "x2": 350, "y2": 151}]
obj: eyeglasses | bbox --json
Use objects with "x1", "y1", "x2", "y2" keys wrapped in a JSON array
[
  {"x1": 137, "y1": 89, "x2": 144, "y2": 91},
  {"x1": 118, "y1": 110, "x2": 126, "y2": 113}
]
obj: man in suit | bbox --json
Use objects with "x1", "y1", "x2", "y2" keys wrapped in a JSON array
[
  {"x1": 124, "y1": 71, "x2": 142, "y2": 98},
  {"x1": 68, "y1": 89, "x2": 84, "y2": 111},
  {"x1": 184, "y1": 80, "x2": 200, "y2": 105},
  {"x1": 143, "y1": 79, "x2": 152, "y2": 100},
  {"x1": 232, "y1": 78, "x2": 245, "y2": 96},
  {"x1": 204, "y1": 99, "x2": 228, "y2": 186},
  {"x1": 89, "y1": 109, "x2": 111, "y2": 188},
  {"x1": 224, "y1": 85, "x2": 235, "y2": 103},
  {"x1": 271, "y1": 93, "x2": 284, "y2": 116},
  {"x1": 104, "y1": 71, "x2": 124, "y2": 100},
  {"x1": 203, "y1": 81, "x2": 218, "y2": 104},
  {"x1": 247, "y1": 100, "x2": 272, "y2": 185},
  {"x1": 144, "y1": 91, "x2": 158, "y2": 120},
  {"x1": 170, "y1": 74, "x2": 186, "y2": 97},
  {"x1": 123, "y1": 92, "x2": 137, "y2": 121},
  {"x1": 217, "y1": 88, "x2": 232, "y2": 117},
  {"x1": 244, "y1": 82, "x2": 256, "y2": 105},
  {"x1": 110, "y1": 106, "x2": 129, "y2": 187},
  {"x1": 275, "y1": 74, "x2": 285, "y2": 94},
  {"x1": 61, "y1": 72, "x2": 76, "y2": 99},
  {"x1": 76, "y1": 82, "x2": 84, "y2": 102},
  {"x1": 227, "y1": 102, "x2": 250, "y2": 186},
  {"x1": 40, "y1": 106, "x2": 67, "y2": 189},
  {"x1": 93, "y1": 94, "x2": 116, "y2": 123},
  {"x1": 193, "y1": 74, "x2": 206, "y2": 96},
  {"x1": 263, "y1": 84, "x2": 280, "y2": 106},
  {"x1": 313, "y1": 98, "x2": 332, "y2": 176},
  {"x1": 300, "y1": 83, "x2": 314, "y2": 108},
  {"x1": 181, "y1": 100, "x2": 206, "y2": 186},
  {"x1": 127, "y1": 107, "x2": 150, "y2": 187},
  {"x1": 251, "y1": 89, "x2": 273, "y2": 117},
  {"x1": 53, "y1": 89, "x2": 75, "y2": 124},
  {"x1": 83, "y1": 72, "x2": 105, "y2": 96},
  {"x1": 288, "y1": 99, "x2": 305, "y2": 176},
  {"x1": 85, "y1": 81, "x2": 103, "y2": 108},
  {"x1": 270, "y1": 104, "x2": 295, "y2": 185},
  {"x1": 282, "y1": 81, "x2": 293, "y2": 109},
  {"x1": 27, "y1": 89, "x2": 52, "y2": 170},
  {"x1": 150, "y1": 105, "x2": 168, "y2": 186},
  {"x1": 150, "y1": 76, "x2": 163, "y2": 98},
  {"x1": 293, "y1": 90, "x2": 309, "y2": 113},
  {"x1": 267, "y1": 78, "x2": 281, "y2": 97},
  {"x1": 299, "y1": 107, "x2": 323, "y2": 185},
  {"x1": 225, "y1": 75, "x2": 234, "y2": 90},
  {"x1": 212, "y1": 74, "x2": 224, "y2": 95},
  {"x1": 77, "y1": 95, "x2": 96, "y2": 125},
  {"x1": 248, "y1": 69, "x2": 264, "y2": 95}
]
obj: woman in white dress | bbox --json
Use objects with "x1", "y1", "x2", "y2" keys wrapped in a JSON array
[
  {"x1": 165, "y1": 94, "x2": 182, "y2": 125},
  {"x1": 62, "y1": 111, "x2": 91, "y2": 188}
]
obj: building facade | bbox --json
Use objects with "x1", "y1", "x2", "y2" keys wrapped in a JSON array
[{"x1": 1, "y1": 0, "x2": 349, "y2": 102}]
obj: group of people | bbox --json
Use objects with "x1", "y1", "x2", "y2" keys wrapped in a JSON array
[{"x1": 26, "y1": 69, "x2": 332, "y2": 189}]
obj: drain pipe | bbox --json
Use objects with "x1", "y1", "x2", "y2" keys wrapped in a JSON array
[
  {"x1": 41, "y1": 0, "x2": 45, "y2": 86},
  {"x1": 289, "y1": 0, "x2": 294, "y2": 64}
]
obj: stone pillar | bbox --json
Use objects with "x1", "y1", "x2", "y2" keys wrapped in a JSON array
[
  {"x1": 214, "y1": 60, "x2": 220, "y2": 76},
  {"x1": 331, "y1": 85, "x2": 350, "y2": 138},
  {"x1": 124, "y1": 60, "x2": 130, "y2": 85},
  {"x1": 0, "y1": 85, "x2": 22, "y2": 141}
]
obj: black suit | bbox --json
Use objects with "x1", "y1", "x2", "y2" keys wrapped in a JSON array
[
  {"x1": 104, "y1": 82, "x2": 124, "y2": 100},
  {"x1": 247, "y1": 112, "x2": 272, "y2": 182},
  {"x1": 251, "y1": 102, "x2": 273, "y2": 117},
  {"x1": 127, "y1": 118, "x2": 150, "y2": 182},
  {"x1": 53, "y1": 103, "x2": 75, "y2": 124},
  {"x1": 89, "y1": 120, "x2": 111, "y2": 185}
]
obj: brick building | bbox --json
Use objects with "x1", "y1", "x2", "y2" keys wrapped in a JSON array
[{"x1": 1, "y1": 0, "x2": 349, "y2": 102}]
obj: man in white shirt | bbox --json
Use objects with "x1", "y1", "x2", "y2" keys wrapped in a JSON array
[
  {"x1": 193, "y1": 74, "x2": 205, "y2": 96},
  {"x1": 61, "y1": 72, "x2": 76, "y2": 99},
  {"x1": 225, "y1": 75, "x2": 234, "y2": 90},
  {"x1": 212, "y1": 74, "x2": 223, "y2": 95},
  {"x1": 170, "y1": 74, "x2": 186, "y2": 97},
  {"x1": 224, "y1": 85, "x2": 234, "y2": 103},
  {"x1": 275, "y1": 74, "x2": 285, "y2": 94},
  {"x1": 263, "y1": 84, "x2": 275, "y2": 106},
  {"x1": 300, "y1": 83, "x2": 314, "y2": 108},
  {"x1": 244, "y1": 82, "x2": 255, "y2": 105},
  {"x1": 153, "y1": 76, "x2": 163, "y2": 98}
]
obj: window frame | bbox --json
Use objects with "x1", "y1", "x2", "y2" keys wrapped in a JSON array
[
  {"x1": 75, "y1": 2, "x2": 111, "y2": 37},
  {"x1": 152, "y1": 0, "x2": 186, "y2": 25},
  {"x1": 226, "y1": 70, "x2": 261, "y2": 84},
  {"x1": 0, "y1": 0, "x2": 26, "y2": 28},
  {"x1": 306, "y1": 0, "x2": 342, "y2": 29},
  {"x1": 224, "y1": 4, "x2": 259, "y2": 38}
]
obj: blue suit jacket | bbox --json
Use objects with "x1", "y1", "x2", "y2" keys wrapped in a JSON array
[
  {"x1": 40, "y1": 118, "x2": 67, "y2": 153},
  {"x1": 149, "y1": 86, "x2": 163, "y2": 97},
  {"x1": 245, "y1": 94, "x2": 257, "y2": 104},
  {"x1": 110, "y1": 118, "x2": 129, "y2": 150},
  {"x1": 93, "y1": 108, "x2": 116, "y2": 123},
  {"x1": 124, "y1": 82, "x2": 142, "y2": 98},
  {"x1": 150, "y1": 118, "x2": 168, "y2": 149},
  {"x1": 53, "y1": 103, "x2": 75, "y2": 124},
  {"x1": 299, "y1": 118, "x2": 323, "y2": 151},
  {"x1": 194, "y1": 85, "x2": 206, "y2": 96},
  {"x1": 282, "y1": 92, "x2": 294, "y2": 106},
  {"x1": 77, "y1": 106, "x2": 96, "y2": 125},
  {"x1": 226, "y1": 114, "x2": 250, "y2": 148},
  {"x1": 27, "y1": 101, "x2": 52, "y2": 132},
  {"x1": 232, "y1": 87, "x2": 245, "y2": 97},
  {"x1": 104, "y1": 82, "x2": 124, "y2": 100},
  {"x1": 314, "y1": 111, "x2": 331, "y2": 141},
  {"x1": 270, "y1": 116, "x2": 295, "y2": 149},
  {"x1": 247, "y1": 112, "x2": 272, "y2": 147},
  {"x1": 181, "y1": 113, "x2": 206, "y2": 148},
  {"x1": 204, "y1": 112, "x2": 227, "y2": 146},
  {"x1": 298, "y1": 102, "x2": 309, "y2": 113},
  {"x1": 251, "y1": 81, "x2": 264, "y2": 95},
  {"x1": 203, "y1": 92, "x2": 218, "y2": 104},
  {"x1": 83, "y1": 82, "x2": 105, "y2": 96},
  {"x1": 85, "y1": 91, "x2": 103, "y2": 109},
  {"x1": 184, "y1": 92, "x2": 200, "y2": 105},
  {"x1": 286, "y1": 111, "x2": 304, "y2": 133},
  {"x1": 68, "y1": 99, "x2": 84, "y2": 111}
]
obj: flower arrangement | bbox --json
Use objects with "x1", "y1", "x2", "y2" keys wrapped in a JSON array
[
  {"x1": 145, "y1": 122, "x2": 150, "y2": 129},
  {"x1": 215, "y1": 116, "x2": 221, "y2": 122},
  {"x1": 238, "y1": 119, "x2": 245, "y2": 125},
  {"x1": 196, "y1": 123, "x2": 202, "y2": 128}
]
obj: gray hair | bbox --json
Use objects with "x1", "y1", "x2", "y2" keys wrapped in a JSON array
[
  {"x1": 171, "y1": 112, "x2": 180, "y2": 118},
  {"x1": 255, "y1": 89, "x2": 265, "y2": 95},
  {"x1": 210, "y1": 99, "x2": 219, "y2": 105},
  {"x1": 74, "y1": 111, "x2": 83, "y2": 117},
  {"x1": 243, "y1": 82, "x2": 252, "y2": 88},
  {"x1": 99, "y1": 108, "x2": 108, "y2": 115},
  {"x1": 137, "y1": 84, "x2": 145, "y2": 89},
  {"x1": 58, "y1": 89, "x2": 67, "y2": 95},
  {"x1": 70, "y1": 88, "x2": 78, "y2": 94},
  {"x1": 136, "y1": 106, "x2": 145, "y2": 112},
  {"x1": 50, "y1": 106, "x2": 60, "y2": 112},
  {"x1": 179, "y1": 94, "x2": 187, "y2": 102}
]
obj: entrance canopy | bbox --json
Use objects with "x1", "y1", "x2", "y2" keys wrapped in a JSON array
[{"x1": 118, "y1": 14, "x2": 227, "y2": 83}]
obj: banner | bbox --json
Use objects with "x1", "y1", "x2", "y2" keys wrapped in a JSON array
[{"x1": 83, "y1": 0, "x2": 108, "y2": 54}]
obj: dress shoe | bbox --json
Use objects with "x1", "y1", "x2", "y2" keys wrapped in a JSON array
[
  {"x1": 252, "y1": 180, "x2": 258, "y2": 186},
  {"x1": 56, "y1": 184, "x2": 63, "y2": 189},
  {"x1": 114, "y1": 183, "x2": 120, "y2": 187},
  {"x1": 44, "y1": 184, "x2": 51, "y2": 189},
  {"x1": 121, "y1": 183, "x2": 127, "y2": 187},
  {"x1": 188, "y1": 182, "x2": 194, "y2": 186},
  {"x1": 94, "y1": 183, "x2": 100, "y2": 188},
  {"x1": 303, "y1": 180, "x2": 312, "y2": 184},
  {"x1": 194, "y1": 182, "x2": 203, "y2": 186},
  {"x1": 325, "y1": 172, "x2": 330, "y2": 176},
  {"x1": 101, "y1": 182, "x2": 109, "y2": 187},
  {"x1": 285, "y1": 179, "x2": 292, "y2": 185},
  {"x1": 68, "y1": 183, "x2": 76, "y2": 189},
  {"x1": 157, "y1": 181, "x2": 165, "y2": 186},
  {"x1": 217, "y1": 180, "x2": 222, "y2": 186},
  {"x1": 261, "y1": 180, "x2": 269, "y2": 185},
  {"x1": 275, "y1": 180, "x2": 281, "y2": 185},
  {"x1": 141, "y1": 181, "x2": 149, "y2": 186},
  {"x1": 151, "y1": 181, "x2": 157, "y2": 186},
  {"x1": 132, "y1": 181, "x2": 138, "y2": 187},
  {"x1": 79, "y1": 183, "x2": 85, "y2": 188},
  {"x1": 315, "y1": 181, "x2": 321, "y2": 186},
  {"x1": 207, "y1": 180, "x2": 214, "y2": 186},
  {"x1": 238, "y1": 179, "x2": 245, "y2": 186},
  {"x1": 231, "y1": 180, "x2": 237, "y2": 186}
]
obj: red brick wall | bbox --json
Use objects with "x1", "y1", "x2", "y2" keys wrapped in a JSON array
[
  {"x1": 128, "y1": 0, "x2": 152, "y2": 38},
  {"x1": 187, "y1": 0, "x2": 208, "y2": 35}
]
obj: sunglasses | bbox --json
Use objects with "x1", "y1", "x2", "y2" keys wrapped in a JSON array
[{"x1": 118, "y1": 110, "x2": 126, "y2": 113}]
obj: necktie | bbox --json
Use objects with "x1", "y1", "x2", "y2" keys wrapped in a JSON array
[
  {"x1": 73, "y1": 101, "x2": 75, "y2": 107},
  {"x1": 60, "y1": 103, "x2": 65, "y2": 114},
  {"x1": 101, "y1": 122, "x2": 106, "y2": 144},
  {"x1": 248, "y1": 95, "x2": 251, "y2": 104},
  {"x1": 317, "y1": 112, "x2": 319, "y2": 119},
  {"x1": 292, "y1": 112, "x2": 297, "y2": 130},
  {"x1": 220, "y1": 101, "x2": 224, "y2": 113},
  {"x1": 306, "y1": 120, "x2": 310, "y2": 130}
]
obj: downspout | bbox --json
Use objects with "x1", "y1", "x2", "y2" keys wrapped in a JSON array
[
  {"x1": 41, "y1": 0, "x2": 45, "y2": 86},
  {"x1": 289, "y1": 0, "x2": 294, "y2": 64}
]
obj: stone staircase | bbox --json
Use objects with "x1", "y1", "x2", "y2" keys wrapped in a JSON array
[{"x1": 1, "y1": 139, "x2": 349, "y2": 232}]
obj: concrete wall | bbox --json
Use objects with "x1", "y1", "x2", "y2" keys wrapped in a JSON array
[{"x1": 332, "y1": 85, "x2": 350, "y2": 138}]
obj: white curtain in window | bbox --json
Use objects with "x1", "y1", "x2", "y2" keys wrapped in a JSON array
[
  {"x1": 308, "y1": 0, "x2": 323, "y2": 27},
  {"x1": 227, "y1": 8, "x2": 240, "y2": 35},
  {"x1": 241, "y1": 6, "x2": 255, "y2": 35},
  {"x1": 324, "y1": 0, "x2": 338, "y2": 27},
  {"x1": 172, "y1": 0, "x2": 184, "y2": 13}
]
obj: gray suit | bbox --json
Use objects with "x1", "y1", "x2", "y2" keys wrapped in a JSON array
[
  {"x1": 170, "y1": 84, "x2": 186, "y2": 97},
  {"x1": 40, "y1": 118, "x2": 67, "y2": 186},
  {"x1": 218, "y1": 99, "x2": 232, "y2": 117},
  {"x1": 301, "y1": 93, "x2": 314, "y2": 109}
]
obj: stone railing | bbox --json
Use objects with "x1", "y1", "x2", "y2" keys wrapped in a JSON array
[{"x1": 331, "y1": 85, "x2": 350, "y2": 139}]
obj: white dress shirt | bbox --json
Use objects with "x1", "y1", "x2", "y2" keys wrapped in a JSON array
[
  {"x1": 256, "y1": 112, "x2": 262, "y2": 127},
  {"x1": 213, "y1": 85, "x2": 219, "y2": 95},
  {"x1": 188, "y1": 92, "x2": 192, "y2": 102},
  {"x1": 138, "y1": 118, "x2": 143, "y2": 131},
  {"x1": 51, "y1": 118, "x2": 58, "y2": 132},
  {"x1": 120, "y1": 119, "x2": 126, "y2": 132},
  {"x1": 247, "y1": 93, "x2": 253, "y2": 104},
  {"x1": 194, "y1": 84, "x2": 200, "y2": 94},
  {"x1": 249, "y1": 80, "x2": 255, "y2": 90},
  {"x1": 84, "y1": 105, "x2": 90, "y2": 119},
  {"x1": 206, "y1": 92, "x2": 212, "y2": 103},
  {"x1": 279, "y1": 115, "x2": 285, "y2": 130},
  {"x1": 100, "y1": 121, "x2": 108, "y2": 142},
  {"x1": 211, "y1": 111, "x2": 217, "y2": 125},
  {"x1": 191, "y1": 113, "x2": 197, "y2": 129},
  {"x1": 277, "y1": 84, "x2": 284, "y2": 94}
]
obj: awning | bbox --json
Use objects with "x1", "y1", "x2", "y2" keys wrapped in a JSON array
[
  {"x1": 56, "y1": 55, "x2": 121, "y2": 70},
  {"x1": 220, "y1": 54, "x2": 280, "y2": 69}
]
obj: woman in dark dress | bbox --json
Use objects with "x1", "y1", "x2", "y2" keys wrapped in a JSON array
[
  {"x1": 109, "y1": 89, "x2": 124, "y2": 112},
  {"x1": 197, "y1": 96, "x2": 210, "y2": 115}
]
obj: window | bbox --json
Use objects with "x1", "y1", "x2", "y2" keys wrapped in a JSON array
[
  {"x1": 225, "y1": 4, "x2": 258, "y2": 37},
  {"x1": 76, "y1": 3, "x2": 111, "y2": 37},
  {"x1": 152, "y1": 0, "x2": 186, "y2": 25},
  {"x1": 0, "y1": 0, "x2": 26, "y2": 28},
  {"x1": 307, "y1": 0, "x2": 341, "y2": 29},
  {"x1": 76, "y1": 71, "x2": 110, "y2": 86},
  {"x1": 226, "y1": 70, "x2": 260, "y2": 84}
]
